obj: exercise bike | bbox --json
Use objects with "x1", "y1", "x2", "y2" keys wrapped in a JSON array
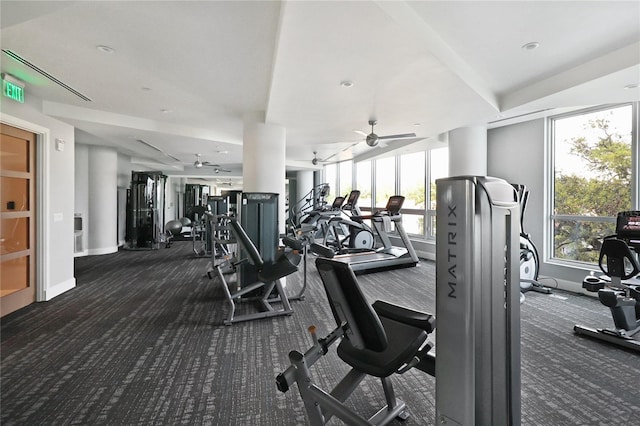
[{"x1": 574, "y1": 211, "x2": 640, "y2": 352}]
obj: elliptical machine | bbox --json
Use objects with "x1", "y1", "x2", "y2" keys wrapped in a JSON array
[
  {"x1": 574, "y1": 211, "x2": 640, "y2": 352},
  {"x1": 288, "y1": 183, "x2": 331, "y2": 228},
  {"x1": 512, "y1": 184, "x2": 552, "y2": 296},
  {"x1": 322, "y1": 190, "x2": 375, "y2": 253}
]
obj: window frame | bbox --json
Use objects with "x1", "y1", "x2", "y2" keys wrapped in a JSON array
[
  {"x1": 324, "y1": 145, "x2": 448, "y2": 241},
  {"x1": 545, "y1": 102, "x2": 639, "y2": 268}
]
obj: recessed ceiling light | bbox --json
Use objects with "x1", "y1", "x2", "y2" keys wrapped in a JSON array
[
  {"x1": 340, "y1": 80, "x2": 354, "y2": 88},
  {"x1": 96, "y1": 45, "x2": 115, "y2": 53},
  {"x1": 521, "y1": 41, "x2": 540, "y2": 51},
  {"x1": 141, "y1": 87, "x2": 151, "y2": 91},
  {"x1": 414, "y1": 123, "x2": 421, "y2": 127},
  {"x1": 624, "y1": 83, "x2": 639, "y2": 89},
  {"x1": 161, "y1": 109, "x2": 171, "y2": 113}
]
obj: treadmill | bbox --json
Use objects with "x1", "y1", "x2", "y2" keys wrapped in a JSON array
[{"x1": 313, "y1": 195, "x2": 419, "y2": 273}]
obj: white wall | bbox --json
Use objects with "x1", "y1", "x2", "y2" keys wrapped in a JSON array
[
  {"x1": 1, "y1": 98, "x2": 76, "y2": 300},
  {"x1": 488, "y1": 119, "x2": 545, "y2": 243},
  {"x1": 488, "y1": 119, "x2": 589, "y2": 292}
]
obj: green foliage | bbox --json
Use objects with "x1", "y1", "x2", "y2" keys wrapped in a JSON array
[
  {"x1": 404, "y1": 184, "x2": 426, "y2": 208},
  {"x1": 554, "y1": 116, "x2": 632, "y2": 263}
]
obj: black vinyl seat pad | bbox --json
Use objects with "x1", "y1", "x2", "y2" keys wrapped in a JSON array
[{"x1": 337, "y1": 315, "x2": 428, "y2": 378}]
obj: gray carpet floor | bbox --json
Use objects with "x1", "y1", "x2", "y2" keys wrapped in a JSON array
[{"x1": 1, "y1": 241, "x2": 639, "y2": 425}]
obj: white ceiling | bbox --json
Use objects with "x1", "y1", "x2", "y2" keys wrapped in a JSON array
[{"x1": 1, "y1": 1, "x2": 639, "y2": 184}]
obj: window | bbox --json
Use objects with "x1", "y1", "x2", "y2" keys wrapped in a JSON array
[
  {"x1": 338, "y1": 160, "x2": 353, "y2": 199},
  {"x1": 355, "y1": 161, "x2": 372, "y2": 211},
  {"x1": 428, "y1": 147, "x2": 449, "y2": 238},
  {"x1": 549, "y1": 103, "x2": 638, "y2": 264},
  {"x1": 399, "y1": 152, "x2": 426, "y2": 235},
  {"x1": 325, "y1": 146, "x2": 449, "y2": 240},
  {"x1": 375, "y1": 157, "x2": 396, "y2": 208}
]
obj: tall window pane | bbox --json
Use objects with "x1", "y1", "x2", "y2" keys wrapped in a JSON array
[
  {"x1": 375, "y1": 157, "x2": 396, "y2": 207},
  {"x1": 400, "y1": 152, "x2": 426, "y2": 235},
  {"x1": 356, "y1": 161, "x2": 372, "y2": 211},
  {"x1": 323, "y1": 163, "x2": 337, "y2": 202},
  {"x1": 551, "y1": 104, "x2": 633, "y2": 263},
  {"x1": 338, "y1": 160, "x2": 353, "y2": 198},
  {"x1": 428, "y1": 147, "x2": 449, "y2": 238}
]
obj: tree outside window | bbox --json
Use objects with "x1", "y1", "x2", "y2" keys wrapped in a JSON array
[
  {"x1": 428, "y1": 147, "x2": 449, "y2": 238},
  {"x1": 375, "y1": 157, "x2": 396, "y2": 207},
  {"x1": 551, "y1": 104, "x2": 634, "y2": 263},
  {"x1": 400, "y1": 152, "x2": 426, "y2": 235}
]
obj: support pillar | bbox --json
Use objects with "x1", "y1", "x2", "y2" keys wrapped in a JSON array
[
  {"x1": 296, "y1": 170, "x2": 315, "y2": 205},
  {"x1": 448, "y1": 126, "x2": 487, "y2": 176},
  {"x1": 87, "y1": 146, "x2": 118, "y2": 255},
  {"x1": 243, "y1": 117, "x2": 287, "y2": 233}
]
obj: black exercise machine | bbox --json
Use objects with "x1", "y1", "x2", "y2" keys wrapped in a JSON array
[
  {"x1": 321, "y1": 190, "x2": 375, "y2": 252},
  {"x1": 288, "y1": 183, "x2": 331, "y2": 229},
  {"x1": 276, "y1": 257, "x2": 436, "y2": 425},
  {"x1": 574, "y1": 211, "x2": 640, "y2": 352},
  {"x1": 302, "y1": 194, "x2": 346, "y2": 237},
  {"x1": 210, "y1": 217, "x2": 297, "y2": 325}
]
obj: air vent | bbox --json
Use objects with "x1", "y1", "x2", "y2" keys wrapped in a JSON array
[
  {"x1": 2, "y1": 49, "x2": 92, "y2": 102},
  {"x1": 136, "y1": 139, "x2": 180, "y2": 162},
  {"x1": 136, "y1": 138, "x2": 162, "y2": 152},
  {"x1": 488, "y1": 108, "x2": 553, "y2": 125}
]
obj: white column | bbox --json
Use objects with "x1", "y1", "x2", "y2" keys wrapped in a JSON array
[
  {"x1": 448, "y1": 126, "x2": 487, "y2": 177},
  {"x1": 74, "y1": 144, "x2": 90, "y2": 256},
  {"x1": 243, "y1": 118, "x2": 287, "y2": 233},
  {"x1": 296, "y1": 170, "x2": 315, "y2": 204},
  {"x1": 87, "y1": 146, "x2": 118, "y2": 255}
]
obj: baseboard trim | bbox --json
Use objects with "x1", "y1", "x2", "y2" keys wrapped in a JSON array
[
  {"x1": 45, "y1": 277, "x2": 76, "y2": 301},
  {"x1": 87, "y1": 246, "x2": 119, "y2": 256}
]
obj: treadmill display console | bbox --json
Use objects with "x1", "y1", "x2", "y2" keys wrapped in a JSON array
[
  {"x1": 385, "y1": 196, "x2": 405, "y2": 215},
  {"x1": 616, "y1": 211, "x2": 640, "y2": 249}
]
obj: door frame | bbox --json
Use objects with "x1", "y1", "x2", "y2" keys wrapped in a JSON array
[{"x1": 1, "y1": 113, "x2": 51, "y2": 302}]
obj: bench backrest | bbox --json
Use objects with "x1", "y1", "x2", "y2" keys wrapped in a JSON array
[{"x1": 315, "y1": 257, "x2": 387, "y2": 351}]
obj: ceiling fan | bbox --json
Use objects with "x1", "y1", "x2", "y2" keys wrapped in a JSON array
[
  {"x1": 355, "y1": 120, "x2": 416, "y2": 147},
  {"x1": 311, "y1": 151, "x2": 333, "y2": 165},
  {"x1": 193, "y1": 154, "x2": 231, "y2": 173},
  {"x1": 216, "y1": 178, "x2": 239, "y2": 186}
]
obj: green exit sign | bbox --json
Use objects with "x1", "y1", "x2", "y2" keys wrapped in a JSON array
[{"x1": 2, "y1": 77, "x2": 25, "y2": 103}]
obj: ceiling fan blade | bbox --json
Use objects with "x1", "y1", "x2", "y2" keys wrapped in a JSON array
[
  {"x1": 353, "y1": 130, "x2": 368, "y2": 137},
  {"x1": 202, "y1": 162, "x2": 221, "y2": 167},
  {"x1": 378, "y1": 132, "x2": 417, "y2": 140}
]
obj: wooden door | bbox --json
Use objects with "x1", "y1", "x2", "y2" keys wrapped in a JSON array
[{"x1": 1, "y1": 123, "x2": 36, "y2": 316}]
